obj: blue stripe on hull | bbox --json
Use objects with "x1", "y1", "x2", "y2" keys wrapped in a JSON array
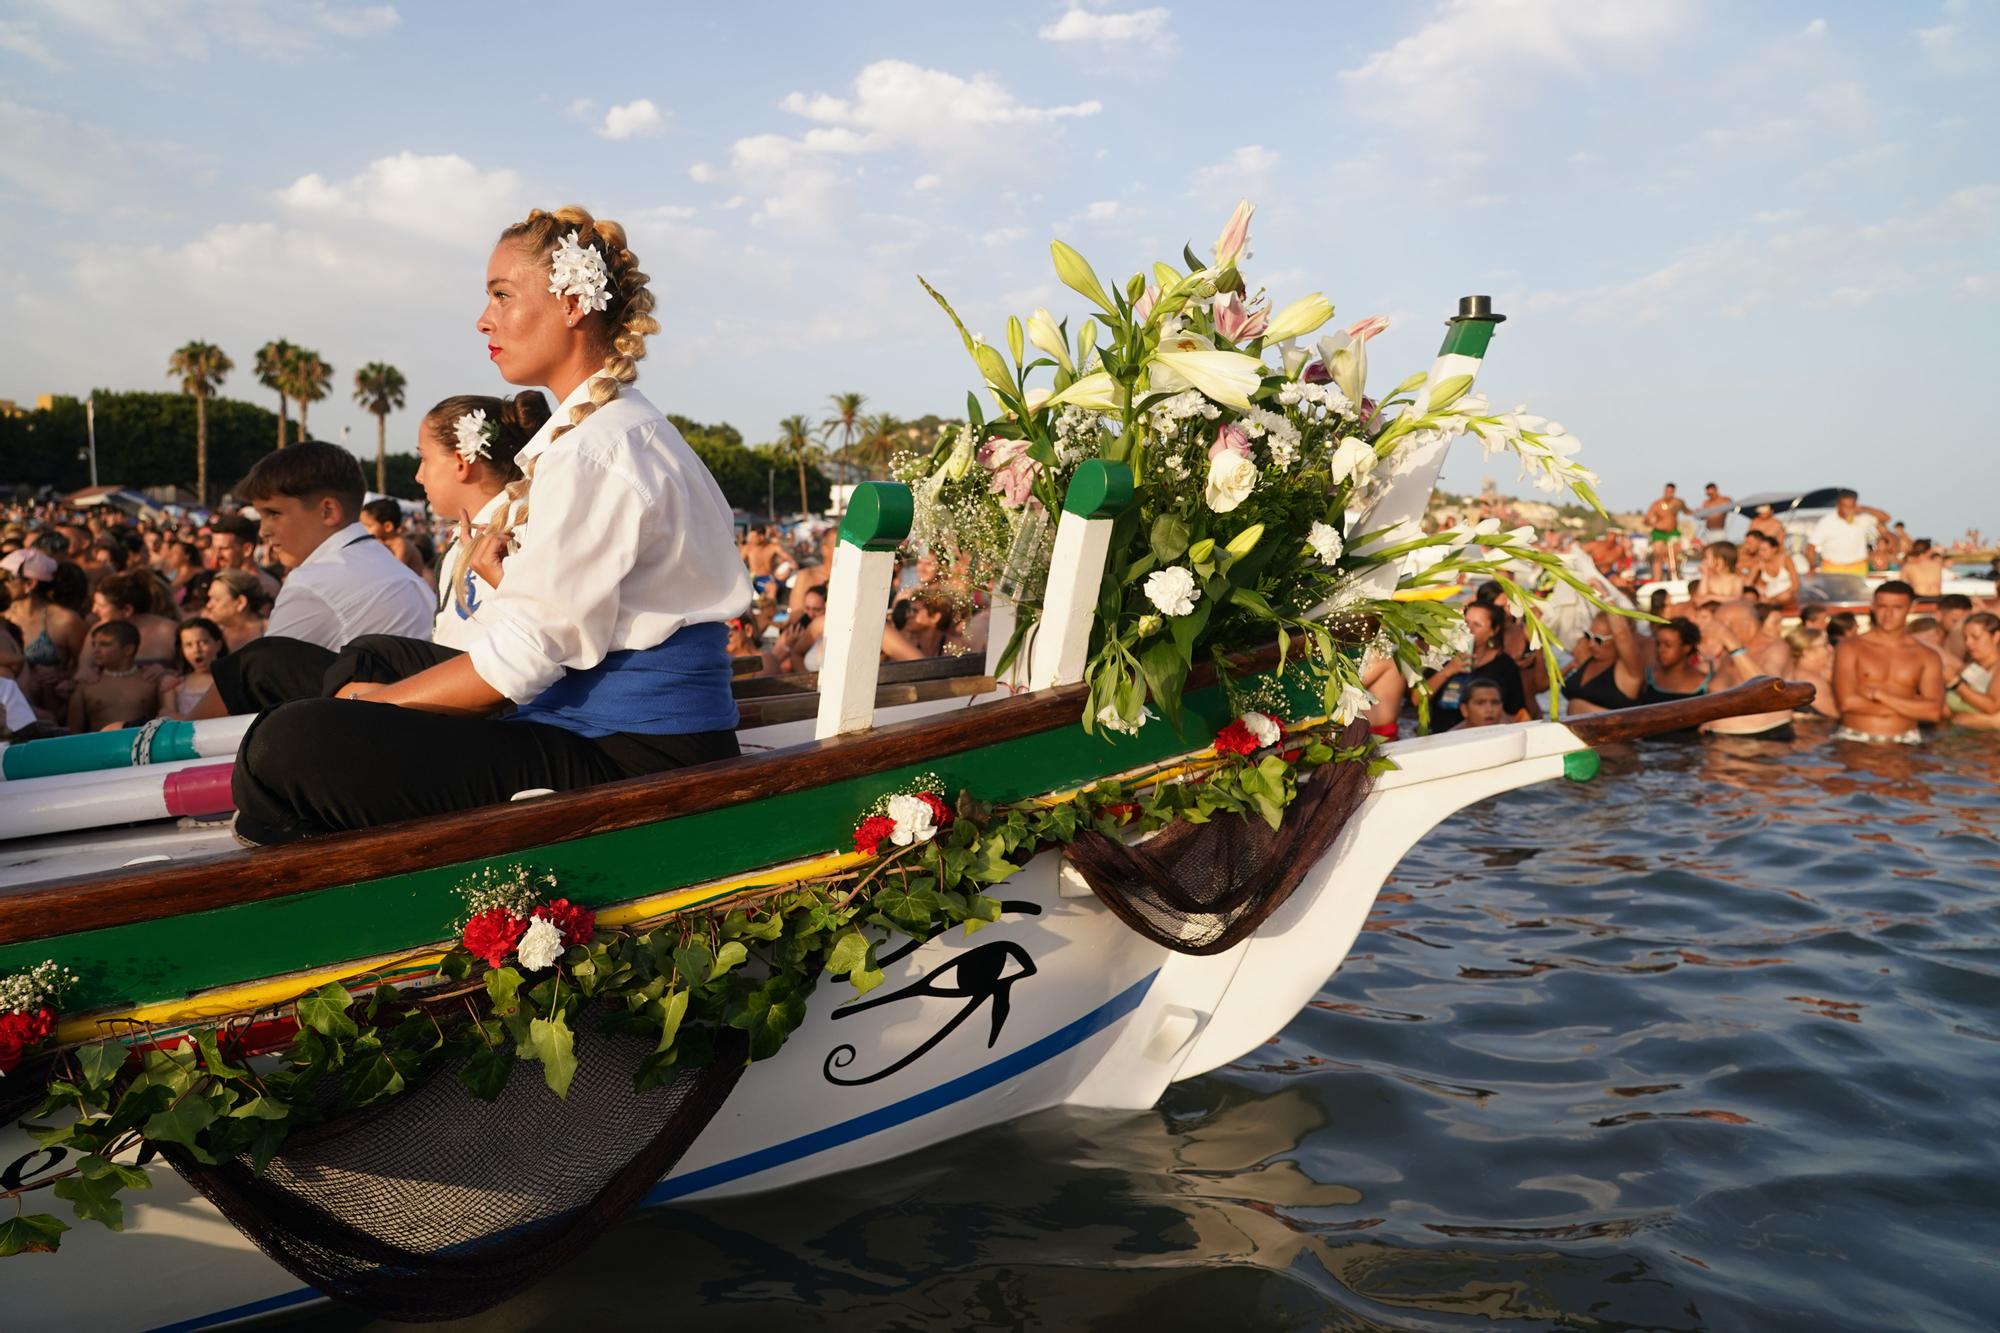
[{"x1": 143, "y1": 969, "x2": 1158, "y2": 1332}]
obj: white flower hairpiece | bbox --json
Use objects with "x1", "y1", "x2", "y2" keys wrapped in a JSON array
[
  {"x1": 453, "y1": 409, "x2": 497, "y2": 463},
  {"x1": 547, "y1": 230, "x2": 613, "y2": 314}
]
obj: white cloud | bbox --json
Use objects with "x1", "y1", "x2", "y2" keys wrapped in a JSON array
[
  {"x1": 599, "y1": 98, "x2": 666, "y2": 140},
  {"x1": 1915, "y1": 20, "x2": 1990, "y2": 74},
  {"x1": 1192, "y1": 145, "x2": 1279, "y2": 200},
  {"x1": 0, "y1": 19, "x2": 59, "y2": 67},
  {"x1": 695, "y1": 59, "x2": 1103, "y2": 229},
  {"x1": 1340, "y1": 0, "x2": 1689, "y2": 137},
  {"x1": 776, "y1": 60, "x2": 1101, "y2": 159},
  {"x1": 1039, "y1": 5, "x2": 1177, "y2": 55},
  {"x1": 0, "y1": 99, "x2": 195, "y2": 213},
  {"x1": 1084, "y1": 200, "x2": 1121, "y2": 221},
  {"x1": 275, "y1": 152, "x2": 528, "y2": 247},
  {"x1": 14, "y1": 0, "x2": 400, "y2": 60}
]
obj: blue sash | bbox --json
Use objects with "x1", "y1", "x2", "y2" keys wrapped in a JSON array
[{"x1": 508, "y1": 622, "x2": 738, "y2": 738}]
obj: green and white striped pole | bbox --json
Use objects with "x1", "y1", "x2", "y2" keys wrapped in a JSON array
[{"x1": 1347, "y1": 295, "x2": 1506, "y2": 601}]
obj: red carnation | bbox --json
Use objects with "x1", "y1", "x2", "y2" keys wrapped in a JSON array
[
  {"x1": 0, "y1": 1009, "x2": 49, "y2": 1076},
  {"x1": 1102, "y1": 801, "x2": 1140, "y2": 823},
  {"x1": 854, "y1": 814, "x2": 897, "y2": 856},
  {"x1": 532, "y1": 898, "x2": 596, "y2": 948},
  {"x1": 462, "y1": 908, "x2": 527, "y2": 970},
  {"x1": 1213, "y1": 720, "x2": 1258, "y2": 756},
  {"x1": 916, "y1": 792, "x2": 954, "y2": 828}
]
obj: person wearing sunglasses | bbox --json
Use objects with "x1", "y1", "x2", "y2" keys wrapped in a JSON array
[{"x1": 1561, "y1": 610, "x2": 1644, "y2": 713}]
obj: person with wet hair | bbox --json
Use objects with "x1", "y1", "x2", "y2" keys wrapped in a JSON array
[
  {"x1": 1638, "y1": 617, "x2": 1713, "y2": 704},
  {"x1": 232, "y1": 207, "x2": 750, "y2": 844}
]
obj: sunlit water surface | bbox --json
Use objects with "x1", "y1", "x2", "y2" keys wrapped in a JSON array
[{"x1": 291, "y1": 725, "x2": 2000, "y2": 1332}]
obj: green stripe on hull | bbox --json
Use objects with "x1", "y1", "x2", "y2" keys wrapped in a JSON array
[{"x1": 3, "y1": 673, "x2": 1305, "y2": 1013}]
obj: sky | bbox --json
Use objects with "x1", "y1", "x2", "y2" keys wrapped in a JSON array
[{"x1": 1, "y1": 0, "x2": 1994, "y2": 537}]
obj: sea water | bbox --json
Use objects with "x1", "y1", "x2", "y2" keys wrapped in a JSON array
[{"x1": 291, "y1": 726, "x2": 2000, "y2": 1332}]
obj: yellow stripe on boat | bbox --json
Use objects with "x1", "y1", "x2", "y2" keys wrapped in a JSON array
[{"x1": 1392, "y1": 584, "x2": 1461, "y2": 602}]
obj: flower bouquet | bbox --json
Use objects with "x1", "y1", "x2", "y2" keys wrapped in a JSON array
[{"x1": 909, "y1": 201, "x2": 1615, "y2": 734}]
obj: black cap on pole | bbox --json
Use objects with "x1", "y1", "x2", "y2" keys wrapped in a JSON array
[{"x1": 1454, "y1": 295, "x2": 1505, "y2": 323}]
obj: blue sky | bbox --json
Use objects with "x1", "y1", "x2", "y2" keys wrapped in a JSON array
[{"x1": 2, "y1": 1, "x2": 1993, "y2": 538}]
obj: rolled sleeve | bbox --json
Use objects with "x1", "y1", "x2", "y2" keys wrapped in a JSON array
[{"x1": 467, "y1": 450, "x2": 649, "y2": 703}]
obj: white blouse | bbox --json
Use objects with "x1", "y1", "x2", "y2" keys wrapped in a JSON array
[{"x1": 466, "y1": 380, "x2": 752, "y2": 704}]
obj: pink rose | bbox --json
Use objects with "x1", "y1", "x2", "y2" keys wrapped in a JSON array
[{"x1": 1210, "y1": 422, "x2": 1252, "y2": 459}]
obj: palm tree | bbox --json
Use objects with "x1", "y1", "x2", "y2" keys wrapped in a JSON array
[
  {"x1": 776, "y1": 413, "x2": 818, "y2": 518},
  {"x1": 353, "y1": 362, "x2": 407, "y2": 492},
  {"x1": 255, "y1": 339, "x2": 295, "y2": 447},
  {"x1": 284, "y1": 347, "x2": 333, "y2": 440},
  {"x1": 824, "y1": 391, "x2": 867, "y2": 467},
  {"x1": 167, "y1": 341, "x2": 233, "y2": 506},
  {"x1": 858, "y1": 410, "x2": 904, "y2": 476}
]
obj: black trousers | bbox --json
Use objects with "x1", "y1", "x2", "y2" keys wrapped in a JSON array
[
  {"x1": 231, "y1": 700, "x2": 740, "y2": 844},
  {"x1": 213, "y1": 635, "x2": 462, "y2": 713}
]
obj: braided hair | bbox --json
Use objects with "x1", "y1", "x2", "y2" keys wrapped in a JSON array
[{"x1": 488, "y1": 207, "x2": 659, "y2": 543}]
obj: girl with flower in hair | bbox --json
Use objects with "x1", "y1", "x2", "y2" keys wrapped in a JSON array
[{"x1": 231, "y1": 207, "x2": 751, "y2": 843}]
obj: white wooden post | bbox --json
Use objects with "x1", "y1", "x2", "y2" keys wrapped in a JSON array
[
  {"x1": 1028, "y1": 460, "x2": 1133, "y2": 692},
  {"x1": 1345, "y1": 295, "x2": 1506, "y2": 601},
  {"x1": 814, "y1": 483, "x2": 912, "y2": 739}
]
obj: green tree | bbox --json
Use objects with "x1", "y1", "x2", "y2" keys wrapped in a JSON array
[
  {"x1": 254, "y1": 339, "x2": 295, "y2": 448},
  {"x1": 166, "y1": 341, "x2": 234, "y2": 505},
  {"x1": 352, "y1": 361, "x2": 407, "y2": 493},
  {"x1": 283, "y1": 348, "x2": 332, "y2": 440},
  {"x1": 858, "y1": 410, "x2": 904, "y2": 476},
  {"x1": 824, "y1": 391, "x2": 867, "y2": 466},
  {"x1": 774, "y1": 413, "x2": 819, "y2": 519},
  {"x1": 0, "y1": 391, "x2": 278, "y2": 496}
]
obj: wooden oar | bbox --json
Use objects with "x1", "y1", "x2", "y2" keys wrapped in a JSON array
[{"x1": 1564, "y1": 676, "x2": 1816, "y2": 745}]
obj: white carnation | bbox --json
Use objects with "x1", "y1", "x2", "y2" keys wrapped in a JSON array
[
  {"x1": 1242, "y1": 711, "x2": 1281, "y2": 747},
  {"x1": 1144, "y1": 566, "x2": 1200, "y2": 618},
  {"x1": 516, "y1": 916, "x2": 565, "y2": 971},
  {"x1": 886, "y1": 793, "x2": 938, "y2": 846},
  {"x1": 1203, "y1": 450, "x2": 1259, "y2": 513},
  {"x1": 1307, "y1": 521, "x2": 1344, "y2": 566}
]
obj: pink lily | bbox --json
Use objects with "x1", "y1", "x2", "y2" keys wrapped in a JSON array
[
  {"x1": 1133, "y1": 283, "x2": 1160, "y2": 323},
  {"x1": 1212, "y1": 291, "x2": 1269, "y2": 342},
  {"x1": 978, "y1": 438, "x2": 1042, "y2": 509},
  {"x1": 1345, "y1": 315, "x2": 1390, "y2": 343},
  {"x1": 1213, "y1": 199, "x2": 1254, "y2": 269}
]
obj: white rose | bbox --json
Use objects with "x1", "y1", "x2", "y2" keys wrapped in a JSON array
[
  {"x1": 1203, "y1": 450, "x2": 1259, "y2": 513},
  {"x1": 1144, "y1": 566, "x2": 1200, "y2": 618},
  {"x1": 516, "y1": 916, "x2": 565, "y2": 971},
  {"x1": 885, "y1": 793, "x2": 938, "y2": 846},
  {"x1": 1331, "y1": 682, "x2": 1376, "y2": 725},
  {"x1": 1242, "y1": 711, "x2": 1281, "y2": 747},
  {"x1": 1329, "y1": 437, "x2": 1376, "y2": 486},
  {"x1": 1307, "y1": 521, "x2": 1344, "y2": 566}
]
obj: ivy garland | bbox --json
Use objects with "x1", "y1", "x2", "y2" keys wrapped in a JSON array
[{"x1": 0, "y1": 716, "x2": 1381, "y2": 1257}]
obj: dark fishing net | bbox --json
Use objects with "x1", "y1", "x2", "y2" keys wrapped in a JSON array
[
  {"x1": 161, "y1": 1011, "x2": 745, "y2": 1322},
  {"x1": 1064, "y1": 719, "x2": 1378, "y2": 955}
]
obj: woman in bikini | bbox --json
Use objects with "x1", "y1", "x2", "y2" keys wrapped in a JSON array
[
  {"x1": 1561, "y1": 610, "x2": 1644, "y2": 713},
  {"x1": 2, "y1": 548, "x2": 86, "y2": 715},
  {"x1": 1637, "y1": 617, "x2": 1715, "y2": 704}
]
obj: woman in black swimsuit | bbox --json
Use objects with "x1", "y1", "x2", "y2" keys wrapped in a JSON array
[
  {"x1": 1638, "y1": 616, "x2": 1715, "y2": 704},
  {"x1": 1426, "y1": 601, "x2": 1529, "y2": 731},
  {"x1": 1561, "y1": 610, "x2": 1644, "y2": 712}
]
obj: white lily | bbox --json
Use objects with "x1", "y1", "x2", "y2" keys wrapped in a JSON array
[
  {"x1": 1148, "y1": 348, "x2": 1265, "y2": 411},
  {"x1": 1262, "y1": 293, "x2": 1334, "y2": 345},
  {"x1": 1027, "y1": 308, "x2": 1071, "y2": 374},
  {"x1": 1044, "y1": 371, "x2": 1125, "y2": 412}
]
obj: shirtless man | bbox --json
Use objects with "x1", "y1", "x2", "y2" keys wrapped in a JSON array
[
  {"x1": 1699, "y1": 482, "x2": 1733, "y2": 540},
  {"x1": 359, "y1": 499, "x2": 433, "y2": 586},
  {"x1": 1900, "y1": 539, "x2": 1946, "y2": 598},
  {"x1": 67, "y1": 621, "x2": 157, "y2": 731},
  {"x1": 1693, "y1": 601, "x2": 1796, "y2": 737},
  {"x1": 1832, "y1": 580, "x2": 1943, "y2": 743},
  {"x1": 1694, "y1": 541, "x2": 1746, "y2": 604},
  {"x1": 1643, "y1": 483, "x2": 1688, "y2": 583},
  {"x1": 1748, "y1": 504, "x2": 1786, "y2": 546}
]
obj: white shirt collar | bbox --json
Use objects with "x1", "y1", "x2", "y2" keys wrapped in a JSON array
[{"x1": 515, "y1": 378, "x2": 599, "y2": 468}]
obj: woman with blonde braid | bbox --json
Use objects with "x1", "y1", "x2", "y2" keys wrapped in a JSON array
[{"x1": 232, "y1": 207, "x2": 751, "y2": 843}]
